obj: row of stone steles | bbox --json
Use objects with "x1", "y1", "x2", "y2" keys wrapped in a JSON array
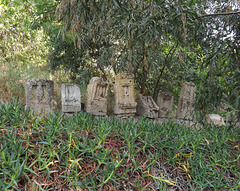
[{"x1": 25, "y1": 74, "x2": 196, "y2": 120}]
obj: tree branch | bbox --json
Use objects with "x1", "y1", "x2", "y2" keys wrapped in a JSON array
[
  {"x1": 98, "y1": 65, "x2": 107, "y2": 80},
  {"x1": 200, "y1": 11, "x2": 240, "y2": 18},
  {"x1": 140, "y1": 40, "x2": 147, "y2": 94}
]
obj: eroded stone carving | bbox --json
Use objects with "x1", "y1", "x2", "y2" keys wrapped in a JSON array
[
  {"x1": 114, "y1": 73, "x2": 137, "y2": 117},
  {"x1": 136, "y1": 94, "x2": 159, "y2": 118},
  {"x1": 85, "y1": 77, "x2": 109, "y2": 116},
  {"x1": 25, "y1": 79, "x2": 54, "y2": 116},
  {"x1": 157, "y1": 91, "x2": 174, "y2": 118},
  {"x1": 177, "y1": 82, "x2": 196, "y2": 120},
  {"x1": 206, "y1": 114, "x2": 226, "y2": 126},
  {"x1": 61, "y1": 84, "x2": 81, "y2": 113}
]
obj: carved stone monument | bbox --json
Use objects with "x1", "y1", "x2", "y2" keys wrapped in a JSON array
[
  {"x1": 85, "y1": 77, "x2": 109, "y2": 116},
  {"x1": 136, "y1": 94, "x2": 159, "y2": 118},
  {"x1": 61, "y1": 84, "x2": 81, "y2": 113},
  {"x1": 114, "y1": 73, "x2": 137, "y2": 117},
  {"x1": 25, "y1": 79, "x2": 54, "y2": 116},
  {"x1": 157, "y1": 91, "x2": 174, "y2": 118},
  {"x1": 177, "y1": 82, "x2": 196, "y2": 120}
]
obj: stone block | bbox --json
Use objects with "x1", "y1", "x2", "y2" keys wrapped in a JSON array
[
  {"x1": 136, "y1": 94, "x2": 159, "y2": 118},
  {"x1": 114, "y1": 73, "x2": 137, "y2": 117},
  {"x1": 206, "y1": 114, "x2": 226, "y2": 126},
  {"x1": 61, "y1": 83, "x2": 81, "y2": 113},
  {"x1": 157, "y1": 91, "x2": 174, "y2": 118},
  {"x1": 85, "y1": 77, "x2": 109, "y2": 116},
  {"x1": 177, "y1": 82, "x2": 196, "y2": 120},
  {"x1": 178, "y1": 82, "x2": 196, "y2": 102},
  {"x1": 25, "y1": 79, "x2": 54, "y2": 116}
]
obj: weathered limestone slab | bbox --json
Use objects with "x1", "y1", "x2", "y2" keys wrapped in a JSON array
[
  {"x1": 177, "y1": 82, "x2": 196, "y2": 120},
  {"x1": 136, "y1": 94, "x2": 159, "y2": 118},
  {"x1": 85, "y1": 77, "x2": 109, "y2": 116},
  {"x1": 206, "y1": 114, "x2": 226, "y2": 126},
  {"x1": 61, "y1": 84, "x2": 81, "y2": 113},
  {"x1": 114, "y1": 73, "x2": 137, "y2": 117},
  {"x1": 157, "y1": 91, "x2": 174, "y2": 118},
  {"x1": 25, "y1": 79, "x2": 54, "y2": 116}
]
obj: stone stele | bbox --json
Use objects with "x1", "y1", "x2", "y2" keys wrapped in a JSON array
[
  {"x1": 61, "y1": 83, "x2": 81, "y2": 113},
  {"x1": 157, "y1": 91, "x2": 174, "y2": 118},
  {"x1": 136, "y1": 94, "x2": 159, "y2": 118},
  {"x1": 114, "y1": 73, "x2": 137, "y2": 117},
  {"x1": 177, "y1": 82, "x2": 196, "y2": 120},
  {"x1": 85, "y1": 77, "x2": 109, "y2": 116},
  {"x1": 25, "y1": 79, "x2": 54, "y2": 116}
]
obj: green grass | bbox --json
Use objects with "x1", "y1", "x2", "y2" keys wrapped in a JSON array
[{"x1": 0, "y1": 99, "x2": 239, "y2": 190}]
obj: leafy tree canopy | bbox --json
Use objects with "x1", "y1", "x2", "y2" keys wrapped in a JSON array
[
  {"x1": 53, "y1": 0, "x2": 240, "y2": 118},
  {"x1": 0, "y1": 0, "x2": 53, "y2": 78},
  {"x1": 1, "y1": 0, "x2": 239, "y2": 118}
]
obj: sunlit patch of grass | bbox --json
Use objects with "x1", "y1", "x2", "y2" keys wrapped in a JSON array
[{"x1": 0, "y1": 99, "x2": 239, "y2": 190}]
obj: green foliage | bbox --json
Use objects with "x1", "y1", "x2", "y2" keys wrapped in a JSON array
[
  {"x1": 52, "y1": 0, "x2": 240, "y2": 116},
  {"x1": 0, "y1": 0, "x2": 50, "y2": 76},
  {"x1": 193, "y1": 1, "x2": 240, "y2": 117},
  {"x1": 0, "y1": 100, "x2": 239, "y2": 190},
  {"x1": 0, "y1": 0, "x2": 52, "y2": 102},
  {"x1": 48, "y1": 38, "x2": 101, "y2": 84},
  {"x1": 1, "y1": 0, "x2": 240, "y2": 118},
  {"x1": 49, "y1": 0, "x2": 240, "y2": 122},
  {"x1": 54, "y1": 0, "x2": 204, "y2": 93}
]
